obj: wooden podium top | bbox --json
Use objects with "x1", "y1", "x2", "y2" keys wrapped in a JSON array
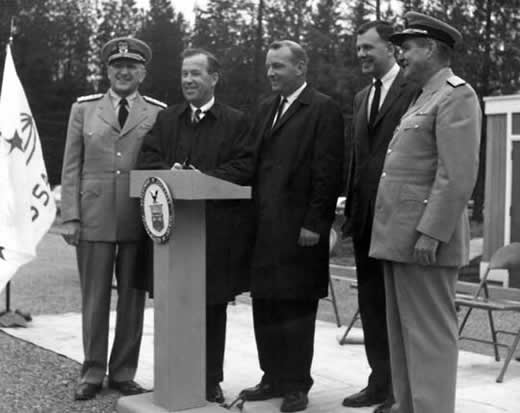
[{"x1": 130, "y1": 170, "x2": 251, "y2": 200}]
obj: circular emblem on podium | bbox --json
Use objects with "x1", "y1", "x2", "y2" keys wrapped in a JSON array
[{"x1": 141, "y1": 176, "x2": 174, "y2": 243}]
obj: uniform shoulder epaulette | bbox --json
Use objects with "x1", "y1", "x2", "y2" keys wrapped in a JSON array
[
  {"x1": 76, "y1": 93, "x2": 103, "y2": 103},
  {"x1": 143, "y1": 96, "x2": 167, "y2": 108},
  {"x1": 447, "y1": 75, "x2": 466, "y2": 88}
]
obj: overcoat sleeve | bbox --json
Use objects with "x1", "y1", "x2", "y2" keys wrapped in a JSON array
[
  {"x1": 303, "y1": 99, "x2": 345, "y2": 235},
  {"x1": 416, "y1": 85, "x2": 481, "y2": 242},
  {"x1": 137, "y1": 110, "x2": 171, "y2": 170},
  {"x1": 206, "y1": 113, "x2": 259, "y2": 186},
  {"x1": 60, "y1": 103, "x2": 84, "y2": 223}
]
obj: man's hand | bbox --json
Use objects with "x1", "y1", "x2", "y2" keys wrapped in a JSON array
[
  {"x1": 171, "y1": 162, "x2": 183, "y2": 170},
  {"x1": 298, "y1": 227, "x2": 320, "y2": 247},
  {"x1": 413, "y1": 233, "x2": 440, "y2": 265},
  {"x1": 62, "y1": 221, "x2": 80, "y2": 246}
]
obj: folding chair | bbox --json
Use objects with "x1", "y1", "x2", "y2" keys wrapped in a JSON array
[{"x1": 456, "y1": 242, "x2": 520, "y2": 382}]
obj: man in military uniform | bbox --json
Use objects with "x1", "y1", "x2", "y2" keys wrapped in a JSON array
[
  {"x1": 369, "y1": 13, "x2": 481, "y2": 413},
  {"x1": 60, "y1": 37, "x2": 166, "y2": 401}
]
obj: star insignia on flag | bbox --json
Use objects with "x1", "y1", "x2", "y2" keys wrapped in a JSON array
[
  {"x1": 0, "y1": 246, "x2": 5, "y2": 260},
  {"x1": 6, "y1": 130, "x2": 23, "y2": 154}
]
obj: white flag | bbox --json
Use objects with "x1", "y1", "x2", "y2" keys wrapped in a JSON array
[{"x1": 0, "y1": 44, "x2": 56, "y2": 293}]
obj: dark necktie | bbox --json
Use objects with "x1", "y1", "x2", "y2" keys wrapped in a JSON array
[
  {"x1": 118, "y1": 98, "x2": 128, "y2": 128},
  {"x1": 368, "y1": 79, "x2": 382, "y2": 129},
  {"x1": 191, "y1": 108, "x2": 202, "y2": 124},
  {"x1": 272, "y1": 97, "x2": 287, "y2": 128}
]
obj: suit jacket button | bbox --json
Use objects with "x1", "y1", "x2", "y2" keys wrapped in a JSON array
[
  {"x1": 116, "y1": 170, "x2": 121, "y2": 175},
  {"x1": 387, "y1": 149, "x2": 392, "y2": 154},
  {"x1": 381, "y1": 172, "x2": 386, "y2": 178},
  {"x1": 423, "y1": 199, "x2": 428, "y2": 204},
  {"x1": 116, "y1": 152, "x2": 122, "y2": 157}
]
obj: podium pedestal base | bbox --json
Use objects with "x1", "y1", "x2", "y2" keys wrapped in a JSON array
[{"x1": 117, "y1": 393, "x2": 229, "y2": 413}]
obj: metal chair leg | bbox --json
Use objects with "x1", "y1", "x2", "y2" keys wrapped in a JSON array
[
  {"x1": 458, "y1": 307, "x2": 473, "y2": 335},
  {"x1": 496, "y1": 326, "x2": 520, "y2": 383},
  {"x1": 338, "y1": 308, "x2": 360, "y2": 345},
  {"x1": 487, "y1": 309, "x2": 500, "y2": 361},
  {"x1": 328, "y1": 274, "x2": 341, "y2": 327}
]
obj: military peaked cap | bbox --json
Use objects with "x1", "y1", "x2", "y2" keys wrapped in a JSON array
[
  {"x1": 390, "y1": 12, "x2": 462, "y2": 49},
  {"x1": 101, "y1": 36, "x2": 152, "y2": 64}
]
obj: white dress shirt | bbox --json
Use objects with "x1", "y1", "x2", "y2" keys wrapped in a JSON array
[{"x1": 190, "y1": 96, "x2": 215, "y2": 121}]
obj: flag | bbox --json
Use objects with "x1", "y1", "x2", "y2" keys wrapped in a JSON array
[{"x1": 0, "y1": 44, "x2": 56, "y2": 293}]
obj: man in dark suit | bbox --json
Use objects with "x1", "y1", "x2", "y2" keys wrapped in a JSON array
[
  {"x1": 370, "y1": 12, "x2": 481, "y2": 413},
  {"x1": 136, "y1": 48, "x2": 257, "y2": 404},
  {"x1": 239, "y1": 40, "x2": 344, "y2": 413},
  {"x1": 342, "y1": 22, "x2": 417, "y2": 413},
  {"x1": 61, "y1": 37, "x2": 165, "y2": 401}
]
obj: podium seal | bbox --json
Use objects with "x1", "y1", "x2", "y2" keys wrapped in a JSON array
[{"x1": 141, "y1": 176, "x2": 174, "y2": 243}]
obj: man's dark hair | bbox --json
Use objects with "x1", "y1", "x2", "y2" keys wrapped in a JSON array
[
  {"x1": 357, "y1": 21, "x2": 395, "y2": 42},
  {"x1": 268, "y1": 40, "x2": 309, "y2": 66},
  {"x1": 181, "y1": 48, "x2": 220, "y2": 74}
]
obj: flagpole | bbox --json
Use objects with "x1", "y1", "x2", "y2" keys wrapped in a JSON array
[
  {"x1": 0, "y1": 16, "x2": 31, "y2": 327},
  {"x1": 2, "y1": 17, "x2": 15, "y2": 323}
]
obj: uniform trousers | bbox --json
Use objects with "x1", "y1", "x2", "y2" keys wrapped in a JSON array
[
  {"x1": 353, "y1": 231, "x2": 391, "y2": 394},
  {"x1": 383, "y1": 261, "x2": 458, "y2": 413},
  {"x1": 77, "y1": 241, "x2": 145, "y2": 384},
  {"x1": 206, "y1": 303, "x2": 227, "y2": 386},
  {"x1": 252, "y1": 298, "x2": 319, "y2": 394}
]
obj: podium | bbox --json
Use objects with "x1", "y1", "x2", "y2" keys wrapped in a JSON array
[{"x1": 118, "y1": 170, "x2": 251, "y2": 413}]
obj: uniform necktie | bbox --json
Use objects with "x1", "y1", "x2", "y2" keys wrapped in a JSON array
[
  {"x1": 118, "y1": 98, "x2": 128, "y2": 128},
  {"x1": 369, "y1": 79, "x2": 382, "y2": 129},
  {"x1": 191, "y1": 108, "x2": 202, "y2": 124},
  {"x1": 272, "y1": 97, "x2": 287, "y2": 128}
]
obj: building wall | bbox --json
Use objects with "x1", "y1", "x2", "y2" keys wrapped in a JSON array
[{"x1": 483, "y1": 114, "x2": 507, "y2": 261}]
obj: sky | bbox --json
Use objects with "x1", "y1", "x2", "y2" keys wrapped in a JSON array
[{"x1": 135, "y1": 0, "x2": 207, "y2": 23}]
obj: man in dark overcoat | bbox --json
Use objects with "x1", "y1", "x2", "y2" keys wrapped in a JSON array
[
  {"x1": 136, "y1": 48, "x2": 257, "y2": 404},
  {"x1": 342, "y1": 21, "x2": 417, "y2": 413},
  {"x1": 239, "y1": 40, "x2": 344, "y2": 413}
]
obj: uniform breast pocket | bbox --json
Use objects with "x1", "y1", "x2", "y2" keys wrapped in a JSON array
[
  {"x1": 140, "y1": 122, "x2": 154, "y2": 132},
  {"x1": 402, "y1": 114, "x2": 435, "y2": 132}
]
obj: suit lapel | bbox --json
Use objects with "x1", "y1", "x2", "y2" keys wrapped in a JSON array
[
  {"x1": 357, "y1": 87, "x2": 370, "y2": 134},
  {"x1": 271, "y1": 85, "x2": 312, "y2": 135},
  {"x1": 96, "y1": 93, "x2": 119, "y2": 132},
  {"x1": 120, "y1": 94, "x2": 148, "y2": 137},
  {"x1": 354, "y1": 87, "x2": 371, "y2": 157},
  {"x1": 256, "y1": 96, "x2": 280, "y2": 141},
  {"x1": 372, "y1": 70, "x2": 406, "y2": 128}
]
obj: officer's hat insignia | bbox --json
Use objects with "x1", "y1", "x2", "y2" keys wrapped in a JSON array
[{"x1": 118, "y1": 41, "x2": 129, "y2": 55}]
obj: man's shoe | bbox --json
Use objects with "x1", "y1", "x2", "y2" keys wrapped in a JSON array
[
  {"x1": 342, "y1": 387, "x2": 387, "y2": 407},
  {"x1": 108, "y1": 380, "x2": 146, "y2": 395},
  {"x1": 281, "y1": 391, "x2": 309, "y2": 412},
  {"x1": 374, "y1": 398, "x2": 394, "y2": 413},
  {"x1": 239, "y1": 382, "x2": 283, "y2": 401},
  {"x1": 74, "y1": 382, "x2": 102, "y2": 401},
  {"x1": 207, "y1": 383, "x2": 225, "y2": 403}
]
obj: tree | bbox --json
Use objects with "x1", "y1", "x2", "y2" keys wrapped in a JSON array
[
  {"x1": 192, "y1": 0, "x2": 259, "y2": 108},
  {"x1": 138, "y1": 0, "x2": 188, "y2": 104}
]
